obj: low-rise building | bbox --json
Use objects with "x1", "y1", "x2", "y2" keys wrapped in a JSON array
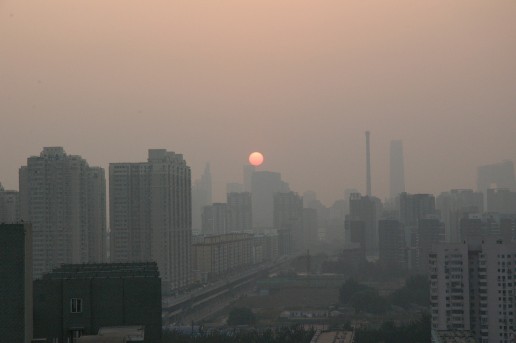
[
  {"x1": 33, "y1": 263, "x2": 161, "y2": 343},
  {"x1": 192, "y1": 233, "x2": 253, "y2": 281}
]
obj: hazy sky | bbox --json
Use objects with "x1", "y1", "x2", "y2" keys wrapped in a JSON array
[{"x1": 1, "y1": 1, "x2": 515, "y2": 205}]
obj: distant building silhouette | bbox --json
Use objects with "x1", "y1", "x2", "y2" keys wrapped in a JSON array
[
  {"x1": 349, "y1": 193, "x2": 382, "y2": 255},
  {"x1": 0, "y1": 182, "x2": 20, "y2": 223},
  {"x1": 486, "y1": 188, "x2": 516, "y2": 214},
  {"x1": 416, "y1": 217, "x2": 444, "y2": 273},
  {"x1": 344, "y1": 219, "x2": 366, "y2": 259},
  {"x1": 436, "y1": 189, "x2": 483, "y2": 242},
  {"x1": 202, "y1": 203, "x2": 229, "y2": 235},
  {"x1": 389, "y1": 140, "x2": 405, "y2": 199},
  {"x1": 274, "y1": 191, "x2": 303, "y2": 254},
  {"x1": 243, "y1": 165, "x2": 256, "y2": 192},
  {"x1": 477, "y1": 160, "x2": 516, "y2": 195},
  {"x1": 19, "y1": 147, "x2": 106, "y2": 278},
  {"x1": 192, "y1": 163, "x2": 212, "y2": 233},
  {"x1": 226, "y1": 182, "x2": 243, "y2": 193},
  {"x1": 365, "y1": 131, "x2": 372, "y2": 197},
  {"x1": 227, "y1": 192, "x2": 252, "y2": 232},
  {"x1": 110, "y1": 149, "x2": 191, "y2": 291},
  {"x1": 378, "y1": 219, "x2": 406, "y2": 270},
  {"x1": 0, "y1": 223, "x2": 32, "y2": 343},
  {"x1": 251, "y1": 171, "x2": 289, "y2": 228}
]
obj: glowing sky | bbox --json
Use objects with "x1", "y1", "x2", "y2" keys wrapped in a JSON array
[{"x1": 1, "y1": 1, "x2": 516, "y2": 204}]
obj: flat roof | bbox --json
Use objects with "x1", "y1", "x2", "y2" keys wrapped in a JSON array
[{"x1": 41, "y1": 262, "x2": 159, "y2": 279}]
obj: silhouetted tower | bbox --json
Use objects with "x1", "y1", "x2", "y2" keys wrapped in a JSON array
[
  {"x1": 365, "y1": 131, "x2": 372, "y2": 197},
  {"x1": 389, "y1": 140, "x2": 405, "y2": 199}
]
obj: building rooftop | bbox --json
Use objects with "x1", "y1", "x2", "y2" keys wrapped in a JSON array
[
  {"x1": 432, "y1": 330, "x2": 478, "y2": 343},
  {"x1": 311, "y1": 331, "x2": 354, "y2": 343},
  {"x1": 41, "y1": 262, "x2": 159, "y2": 280}
]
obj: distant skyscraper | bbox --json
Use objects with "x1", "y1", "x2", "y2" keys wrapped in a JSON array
[
  {"x1": 416, "y1": 217, "x2": 444, "y2": 273},
  {"x1": 252, "y1": 171, "x2": 289, "y2": 228},
  {"x1": 477, "y1": 160, "x2": 516, "y2": 195},
  {"x1": 349, "y1": 193, "x2": 382, "y2": 255},
  {"x1": 0, "y1": 183, "x2": 20, "y2": 223},
  {"x1": 436, "y1": 189, "x2": 483, "y2": 242},
  {"x1": 202, "y1": 203, "x2": 229, "y2": 235},
  {"x1": 226, "y1": 182, "x2": 244, "y2": 194},
  {"x1": 365, "y1": 131, "x2": 372, "y2": 197},
  {"x1": 19, "y1": 147, "x2": 106, "y2": 278},
  {"x1": 227, "y1": 192, "x2": 252, "y2": 232},
  {"x1": 397, "y1": 192, "x2": 435, "y2": 259},
  {"x1": 274, "y1": 192, "x2": 303, "y2": 253},
  {"x1": 192, "y1": 163, "x2": 212, "y2": 233},
  {"x1": 0, "y1": 223, "x2": 32, "y2": 342},
  {"x1": 486, "y1": 188, "x2": 516, "y2": 214},
  {"x1": 389, "y1": 140, "x2": 405, "y2": 199},
  {"x1": 243, "y1": 165, "x2": 256, "y2": 192},
  {"x1": 110, "y1": 149, "x2": 191, "y2": 291},
  {"x1": 378, "y1": 219, "x2": 406, "y2": 270}
]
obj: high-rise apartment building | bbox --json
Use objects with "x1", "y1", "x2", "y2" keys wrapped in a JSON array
[
  {"x1": 110, "y1": 149, "x2": 191, "y2": 291},
  {"x1": 349, "y1": 193, "x2": 382, "y2": 255},
  {"x1": 389, "y1": 140, "x2": 405, "y2": 199},
  {"x1": 437, "y1": 189, "x2": 484, "y2": 242},
  {"x1": 274, "y1": 191, "x2": 303, "y2": 253},
  {"x1": 0, "y1": 223, "x2": 33, "y2": 343},
  {"x1": 19, "y1": 147, "x2": 106, "y2": 278},
  {"x1": 202, "y1": 203, "x2": 229, "y2": 235},
  {"x1": 378, "y1": 219, "x2": 406, "y2": 270},
  {"x1": 192, "y1": 163, "x2": 212, "y2": 233},
  {"x1": 227, "y1": 192, "x2": 252, "y2": 232},
  {"x1": 417, "y1": 217, "x2": 445, "y2": 273},
  {"x1": 0, "y1": 183, "x2": 20, "y2": 223},
  {"x1": 430, "y1": 239, "x2": 516, "y2": 343}
]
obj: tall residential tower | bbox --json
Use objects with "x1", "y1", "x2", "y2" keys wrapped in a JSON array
[
  {"x1": 19, "y1": 147, "x2": 106, "y2": 278},
  {"x1": 110, "y1": 149, "x2": 191, "y2": 291}
]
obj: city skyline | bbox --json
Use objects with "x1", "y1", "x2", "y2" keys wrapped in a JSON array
[
  {"x1": 1, "y1": 144, "x2": 515, "y2": 207},
  {"x1": 2, "y1": 1, "x2": 516, "y2": 205}
]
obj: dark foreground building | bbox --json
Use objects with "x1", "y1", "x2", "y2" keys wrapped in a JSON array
[
  {"x1": 0, "y1": 223, "x2": 33, "y2": 343},
  {"x1": 33, "y1": 262, "x2": 161, "y2": 343}
]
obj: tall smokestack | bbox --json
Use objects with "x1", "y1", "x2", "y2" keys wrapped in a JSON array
[{"x1": 366, "y1": 131, "x2": 371, "y2": 196}]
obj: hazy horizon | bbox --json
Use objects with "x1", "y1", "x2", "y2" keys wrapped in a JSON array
[{"x1": 2, "y1": 1, "x2": 516, "y2": 205}]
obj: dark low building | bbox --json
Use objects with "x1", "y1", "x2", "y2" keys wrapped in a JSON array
[
  {"x1": 0, "y1": 223, "x2": 33, "y2": 343},
  {"x1": 33, "y1": 262, "x2": 161, "y2": 343}
]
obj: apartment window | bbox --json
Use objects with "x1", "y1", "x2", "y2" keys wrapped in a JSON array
[{"x1": 70, "y1": 298, "x2": 83, "y2": 313}]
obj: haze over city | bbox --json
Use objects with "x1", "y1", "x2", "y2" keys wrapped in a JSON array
[{"x1": 2, "y1": 0, "x2": 516, "y2": 204}]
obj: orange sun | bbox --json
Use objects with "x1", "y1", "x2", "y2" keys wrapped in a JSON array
[{"x1": 249, "y1": 152, "x2": 264, "y2": 166}]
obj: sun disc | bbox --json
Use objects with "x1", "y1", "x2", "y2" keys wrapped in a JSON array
[{"x1": 249, "y1": 152, "x2": 264, "y2": 166}]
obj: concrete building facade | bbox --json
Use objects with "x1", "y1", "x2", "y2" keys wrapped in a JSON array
[
  {"x1": 33, "y1": 263, "x2": 161, "y2": 343},
  {"x1": 192, "y1": 233, "x2": 254, "y2": 282},
  {"x1": 378, "y1": 219, "x2": 406, "y2": 270},
  {"x1": 19, "y1": 147, "x2": 107, "y2": 278},
  {"x1": 110, "y1": 149, "x2": 191, "y2": 291},
  {"x1": 430, "y1": 240, "x2": 516, "y2": 343},
  {"x1": 227, "y1": 191, "x2": 252, "y2": 232}
]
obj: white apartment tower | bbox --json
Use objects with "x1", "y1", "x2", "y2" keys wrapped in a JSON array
[
  {"x1": 430, "y1": 239, "x2": 516, "y2": 343},
  {"x1": 110, "y1": 149, "x2": 191, "y2": 291},
  {"x1": 19, "y1": 147, "x2": 107, "y2": 278}
]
